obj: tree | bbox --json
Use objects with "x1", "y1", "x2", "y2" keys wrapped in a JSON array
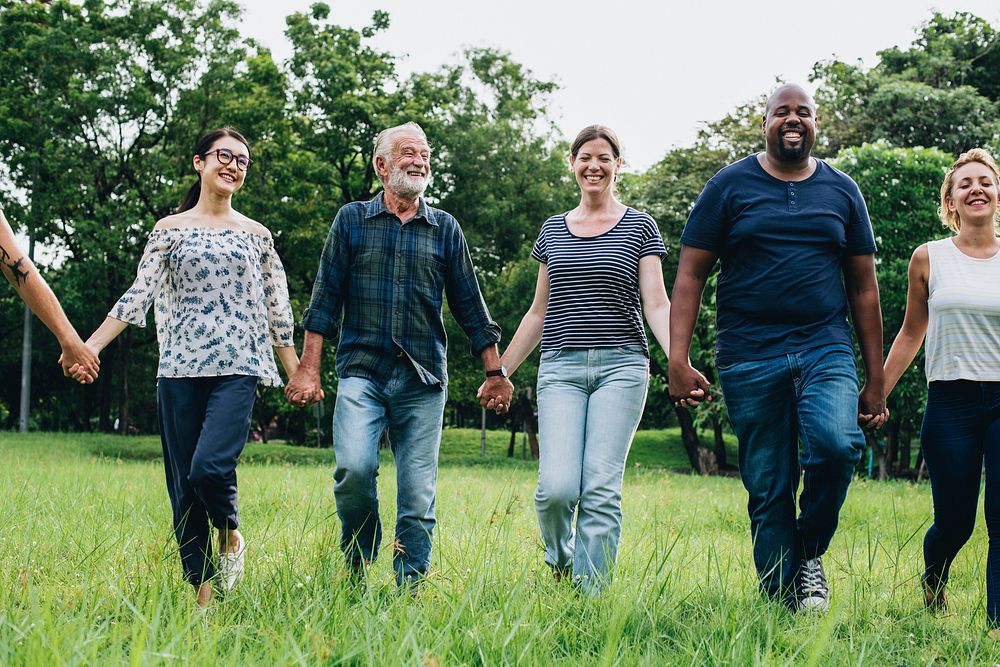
[
  {"x1": 833, "y1": 142, "x2": 952, "y2": 478},
  {"x1": 0, "y1": 0, "x2": 254, "y2": 431}
]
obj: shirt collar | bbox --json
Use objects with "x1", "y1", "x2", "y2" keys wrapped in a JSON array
[{"x1": 365, "y1": 191, "x2": 436, "y2": 226}]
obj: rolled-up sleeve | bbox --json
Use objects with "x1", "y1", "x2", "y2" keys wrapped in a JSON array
[
  {"x1": 444, "y1": 222, "x2": 501, "y2": 356},
  {"x1": 302, "y1": 212, "x2": 350, "y2": 340},
  {"x1": 261, "y1": 235, "x2": 295, "y2": 347},
  {"x1": 110, "y1": 229, "x2": 172, "y2": 327}
]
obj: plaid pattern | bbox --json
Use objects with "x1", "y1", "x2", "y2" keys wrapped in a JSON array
[{"x1": 303, "y1": 193, "x2": 500, "y2": 387}]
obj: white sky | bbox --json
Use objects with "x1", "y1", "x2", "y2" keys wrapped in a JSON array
[{"x1": 239, "y1": 0, "x2": 1000, "y2": 172}]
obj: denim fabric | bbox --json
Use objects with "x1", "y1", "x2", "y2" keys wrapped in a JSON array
[
  {"x1": 157, "y1": 374, "x2": 259, "y2": 586},
  {"x1": 920, "y1": 380, "x2": 1000, "y2": 627},
  {"x1": 535, "y1": 346, "x2": 649, "y2": 595},
  {"x1": 332, "y1": 359, "x2": 447, "y2": 585},
  {"x1": 718, "y1": 343, "x2": 864, "y2": 605}
]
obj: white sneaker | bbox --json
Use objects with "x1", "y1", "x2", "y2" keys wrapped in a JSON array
[
  {"x1": 217, "y1": 534, "x2": 246, "y2": 592},
  {"x1": 797, "y1": 557, "x2": 829, "y2": 612}
]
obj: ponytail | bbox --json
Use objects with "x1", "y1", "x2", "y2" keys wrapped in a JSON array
[{"x1": 177, "y1": 179, "x2": 201, "y2": 213}]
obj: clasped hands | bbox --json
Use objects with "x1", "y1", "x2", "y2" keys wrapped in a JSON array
[
  {"x1": 476, "y1": 376, "x2": 514, "y2": 415},
  {"x1": 284, "y1": 368, "x2": 325, "y2": 408},
  {"x1": 63, "y1": 339, "x2": 101, "y2": 385}
]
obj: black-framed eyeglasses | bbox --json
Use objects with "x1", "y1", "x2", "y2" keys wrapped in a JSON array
[{"x1": 206, "y1": 148, "x2": 252, "y2": 171}]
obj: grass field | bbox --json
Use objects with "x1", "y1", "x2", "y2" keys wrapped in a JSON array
[{"x1": 1, "y1": 430, "x2": 999, "y2": 665}]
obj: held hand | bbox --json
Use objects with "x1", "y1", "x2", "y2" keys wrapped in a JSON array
[
  {"x1": 59, "y1": 340, "x2": 100, "y2": 385},
  {"x1": 479, "y1": 376, "x2": 514, "y2": 415},
  {"x1": 668, "y1": 360, "x2": 712, "y2": 408},
  {"x1": 857, "y1": 382, "x2": 887, "y2": 430},
  {"x1": 285, "y1": 368, "x2": 322, "y2": 408}
]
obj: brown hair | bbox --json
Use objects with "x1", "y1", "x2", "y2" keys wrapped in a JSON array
[
  {"x1": 570, "y1": 125, "x2": 622, "y2": 160},
  {"x1": 177, "y1": 127, "x2": 251, "y2": 213},
  {"x1": 940, "y1": 148, "x2": 1000, "y2": 232}
]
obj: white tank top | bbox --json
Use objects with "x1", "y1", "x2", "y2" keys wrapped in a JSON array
[{"x1": 925, "y1": 237, "x2": 1000, "y2": 383}]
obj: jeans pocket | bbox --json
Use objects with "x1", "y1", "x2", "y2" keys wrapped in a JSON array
[{"x1": 540, "y1": 349, "x2": 562, "y2": 362}]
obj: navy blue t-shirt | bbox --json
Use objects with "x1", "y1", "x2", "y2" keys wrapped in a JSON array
[{"x1": 680, "y1": 155, "x2": 876, "y2": 364}]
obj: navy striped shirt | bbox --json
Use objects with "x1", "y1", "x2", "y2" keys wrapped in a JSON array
[{"x1": 531, "y1": 208, "x2": 666, "y2": 353}]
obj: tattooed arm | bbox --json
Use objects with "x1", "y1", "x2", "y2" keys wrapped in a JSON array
[{"x1": 0, "y1": 208, "x2": 99, "y2": 383}]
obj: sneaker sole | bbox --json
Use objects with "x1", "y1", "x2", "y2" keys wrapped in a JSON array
[{"x1": 797, "y1": 596, "x2": 830, "y2": 612}]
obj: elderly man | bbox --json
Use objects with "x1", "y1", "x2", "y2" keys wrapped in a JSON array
[
  {"x1": 668, "y1": 84, "x2": 886, "y2": 611},
  {"x1": 286, "y1": 122, "x2": 513, "y2": 586}
]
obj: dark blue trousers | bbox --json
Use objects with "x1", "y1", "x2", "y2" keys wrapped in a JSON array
[
  {"x1": 921, "y1": 380, "x2": 1000, "y2": 627},
  {"x1": 157, "y1": 375, "x2": 258, "y2": 586}
]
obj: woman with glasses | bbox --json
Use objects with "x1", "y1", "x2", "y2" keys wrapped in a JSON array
[{"x1": 73, "y1": 127, "x2": 300, "y2": 607}]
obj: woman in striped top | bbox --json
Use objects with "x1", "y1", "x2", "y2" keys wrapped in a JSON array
[
  {"x1": 484, "y1": 125, "x2": 673, "y2": 594},
  {"x1": 883, "y1": 148, "x2": 1000, "y2": 633}
]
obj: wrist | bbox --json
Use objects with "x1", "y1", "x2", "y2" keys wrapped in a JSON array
[{"x1": 485, "y1": 365, "x2": 508, "y2": 378}]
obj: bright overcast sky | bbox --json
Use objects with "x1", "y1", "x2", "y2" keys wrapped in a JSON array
[{"x1": 247, "y1": 2, "x2": 995, "y2": 171}]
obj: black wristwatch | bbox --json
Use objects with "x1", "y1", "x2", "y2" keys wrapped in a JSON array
[{"x1": 485, "y1": 366, "x2": 508, "y2": 378}]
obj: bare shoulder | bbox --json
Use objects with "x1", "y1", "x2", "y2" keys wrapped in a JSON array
[
  {"x1": 235, "y1": 212, "x2": 272, "y2": 239},
  {"x1": 911, "y1": 243, "x2": 930, "y2": 267},
  {"x1": 909, "y1": 243, "x2": 931, "y2": 284},
  {"x1": 153, "y1": 211, "x2": 194, "y2": 230}
]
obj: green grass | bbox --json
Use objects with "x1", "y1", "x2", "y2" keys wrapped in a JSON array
[
  {"x1": 37, "y1": 427, "x2": 735, "y2": 470},
  {"x1": 1, "y1": 431, "x2": 998, "y2": 665}
]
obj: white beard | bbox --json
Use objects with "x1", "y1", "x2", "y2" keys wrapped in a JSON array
[{"x1": 388, "y1": 165, "x2": 429, "y2": 198}]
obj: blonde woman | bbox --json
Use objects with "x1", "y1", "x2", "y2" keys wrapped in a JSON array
[{"x1": 883, "y1": 148, "x2": 1000, "y2": 632}]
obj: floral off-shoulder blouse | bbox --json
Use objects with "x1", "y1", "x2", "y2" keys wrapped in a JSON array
[{"x1": 111, "y1": 227, "x2": 294, "y2": 386}]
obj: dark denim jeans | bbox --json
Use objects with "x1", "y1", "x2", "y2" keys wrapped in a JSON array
[
  {"x1": 157, "y1": 375, "x2": 259, "y2": 587},
  {"x1": 718, "y1": 344, "x2": 865, "y2": 605},
  {"x1": 921, "y1": 380, "x2": 1000, "y2": 627}
]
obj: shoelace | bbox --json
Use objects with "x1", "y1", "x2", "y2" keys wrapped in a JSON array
[{"x1": 800, "y1": 563, "x2": 827, "y2": 594}]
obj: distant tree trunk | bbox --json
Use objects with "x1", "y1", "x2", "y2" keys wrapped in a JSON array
[
  {"x1": 898, "y1": 426, "x2": 912, "y2": 472},
  {"x1": 712, "y1": 416, "x2": 727, "y2": 468},
  {"x1": 674, "y1": 406, "x2": 718, "y2": 475},
  {"x1": 98, "y1": 345, "x2": 115, "y2": 432},
  {"x1": 116, "y1": 328, "x2": 131, "y2": 434},
  {"x1": 915, "y1": 445, "x2": 926, "y2": 482},
  {"x1": 869, "y1": 432, "x2": 888, "y2": 481}
]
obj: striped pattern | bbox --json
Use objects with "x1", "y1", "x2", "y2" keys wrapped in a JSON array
[
  {"x1": 532, "y1": 208, "x2": 666, "y2": 353},
  {"x1": 926, "y1": 237, "x2": 1000, "y2": 382}
]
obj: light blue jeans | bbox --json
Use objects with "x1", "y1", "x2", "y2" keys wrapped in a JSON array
[
  {"x1": 332, "y1": 359, "x2": 447, "y2": 585},
  {"x1": 535, "y1": 346, "x2": 649, "y2": 594}
]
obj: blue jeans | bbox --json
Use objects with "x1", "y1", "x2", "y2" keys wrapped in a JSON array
[
  {"x1": 535, "y1": 346, "x2": 649, "y2": 595},
  {"x1": 332, "y1": 359, "x2": 447, "y2": 585},
  {"x1": 718, "y1": 343, "x2": 865, "y2": 605},
  {"x1": 921, "y1": 380, "x2": 1000, "y2": 627}
]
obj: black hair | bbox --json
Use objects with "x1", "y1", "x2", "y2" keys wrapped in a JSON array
[{"x1": 177, "y1": 127, "x2": 251, "y2": 213}]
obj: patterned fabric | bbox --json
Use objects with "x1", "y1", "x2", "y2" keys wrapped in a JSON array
[
  {"x1": 111, "y1": 227, "x2": 294, "y2": 386},
  {"x1": 302, "y1": 193, "x2": 500, "y2": 388}
]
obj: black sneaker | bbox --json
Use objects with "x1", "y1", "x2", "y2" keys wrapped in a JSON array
[{"x1": 797, "y1": 557, "x2": 830, "y2": 612}]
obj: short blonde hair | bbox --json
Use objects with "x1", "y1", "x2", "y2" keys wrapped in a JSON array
[{"x1": 940, "y1": 148, "x2": 1000, "y2": 232}]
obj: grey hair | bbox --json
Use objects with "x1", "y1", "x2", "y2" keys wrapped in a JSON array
[{"x1": 372, "y1": 122, "x2": 428, "y2": 182}]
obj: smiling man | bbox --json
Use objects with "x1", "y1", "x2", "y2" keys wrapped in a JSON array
[
  {"x1": 667, "y1": 84, "x2": 886, "y2": 611},
  {"x1": 285, "y1": 122, "x2": 513, "y2": 587}
]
